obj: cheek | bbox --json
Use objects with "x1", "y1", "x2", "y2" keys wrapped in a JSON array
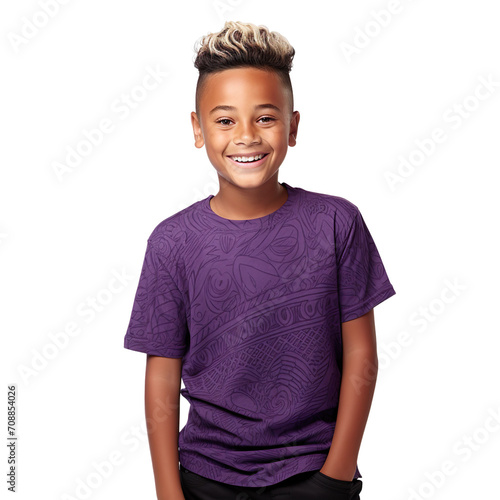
[
  {"x1": 205, "y1": 131, "x2": 227, "y2": 149},
  {"x1": 268, "y1": 128, "x2": 289, "y2": 152}
]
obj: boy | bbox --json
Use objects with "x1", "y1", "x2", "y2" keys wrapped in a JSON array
[{"x1": 124, "y1": 21, "x2": 396, "y2": 500}]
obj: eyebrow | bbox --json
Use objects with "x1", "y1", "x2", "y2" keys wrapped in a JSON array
[{"x1": 209, "y1": 103, "x2": 281, "y2": 115}]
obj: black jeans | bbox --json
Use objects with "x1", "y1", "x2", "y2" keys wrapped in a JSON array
[{"x1": 180, "y1": 465, "x2": 362, "y2": 500}]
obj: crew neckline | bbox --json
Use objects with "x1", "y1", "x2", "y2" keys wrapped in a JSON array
[{"x1": 200, "y1": 182, "x2": 296, "y2": 229}]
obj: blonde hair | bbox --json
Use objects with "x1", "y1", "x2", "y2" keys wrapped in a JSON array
[{"x1": 193, "y1": 21, "x2": 295, "y2": 116}]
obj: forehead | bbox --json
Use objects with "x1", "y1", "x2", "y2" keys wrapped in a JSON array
[{"x1": 200, "y1": 67, "x2": 288, "y2": 112}]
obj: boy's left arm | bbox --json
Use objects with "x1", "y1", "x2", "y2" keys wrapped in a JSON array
[{"x1": 320, "y1": 308, "x2": 378, "y2": 481}]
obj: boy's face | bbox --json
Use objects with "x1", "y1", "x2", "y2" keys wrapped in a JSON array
[{"x1": 191, "y1": 67, "x2": 300, "y2": 190}]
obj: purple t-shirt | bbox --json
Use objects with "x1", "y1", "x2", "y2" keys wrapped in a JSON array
[{"x1": 123, "y1": 181, "x2": 396, "y2": 487}]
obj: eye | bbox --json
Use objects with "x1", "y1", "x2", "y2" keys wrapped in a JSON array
[
  {"x1": 258, "y1": 116, "x2": 276, "y2": 123},
  {"x1": 216, "y1": 118, "x2": 232, "y2": 126}
]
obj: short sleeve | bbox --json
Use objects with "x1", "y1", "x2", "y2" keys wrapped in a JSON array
[
  {"x1": 123, "y1": 239, "x2": 188, "y2": 358},
  {"x1": 337, "y1": 208, "x2": 396, "y2": 323}
]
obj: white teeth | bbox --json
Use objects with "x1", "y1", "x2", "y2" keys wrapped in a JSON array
[{"x1": 232, "y1": 154, "x2": 265, "y2": 163}]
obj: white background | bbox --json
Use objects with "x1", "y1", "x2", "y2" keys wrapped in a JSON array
[{"x1": 1, "y1": 0, "x2": 499, "y2": 499}]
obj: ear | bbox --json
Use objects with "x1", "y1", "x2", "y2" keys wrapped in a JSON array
[
  {"x1": 288, "y1": 110, "x2": 300, "y2": 147},
  {"x1": 191, "y1": 111, "x2": 205, "y2": 148}
]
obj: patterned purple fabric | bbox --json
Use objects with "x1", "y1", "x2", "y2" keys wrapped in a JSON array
[{"x1": 123, "y1": 182, "x2": 396, "y2": 487}]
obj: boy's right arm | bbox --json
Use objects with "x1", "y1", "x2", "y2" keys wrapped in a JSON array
[{"x1": 145, "y1": 354, "x2": 185, "y2": 500}]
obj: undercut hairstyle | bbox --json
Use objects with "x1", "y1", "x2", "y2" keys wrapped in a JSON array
[{"x1": 193, "y1": 21, "x2": 295, "y2": 117}]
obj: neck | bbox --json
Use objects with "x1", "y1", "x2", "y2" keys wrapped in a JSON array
[{"x1": 210, "y1": 178, "x2": 288, "y2": 220}]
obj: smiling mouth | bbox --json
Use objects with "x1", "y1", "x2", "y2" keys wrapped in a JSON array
[{"x1": 228, "y1": 153, "x2": 269, "y2": 164}]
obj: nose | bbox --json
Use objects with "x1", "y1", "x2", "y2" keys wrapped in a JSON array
[{"x1": 233, "y1": 120, "x2": 261, "y2": 145}]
